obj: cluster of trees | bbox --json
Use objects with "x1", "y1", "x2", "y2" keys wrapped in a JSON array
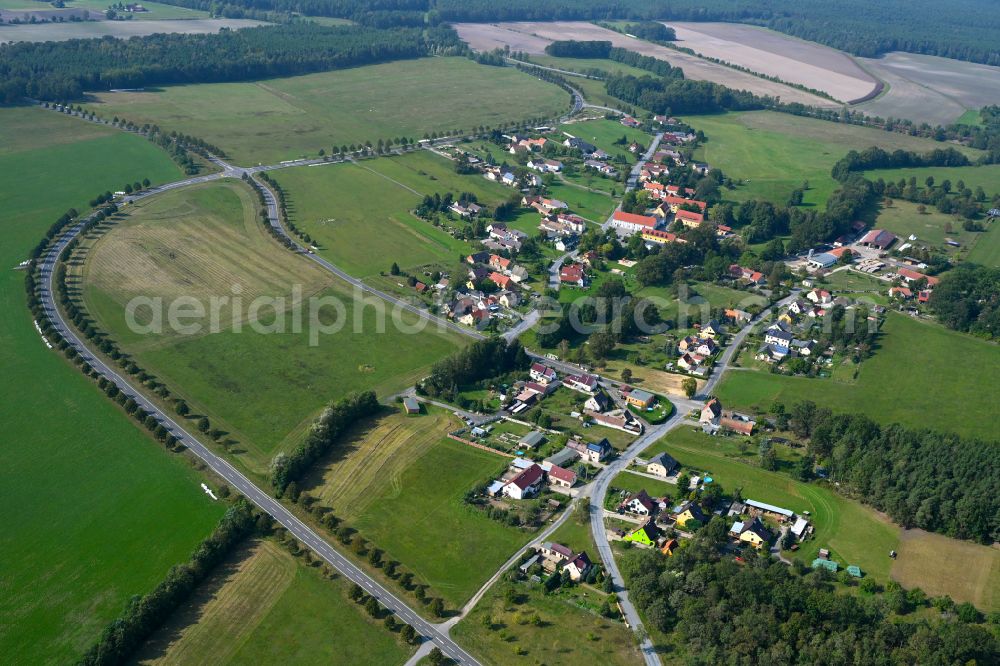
[
  {"x1": 620, "y1": 21, "x2": 674, "y2": 42},
  {"x1": 79, "y1": 502, "x2": 259, "y2": 665},
  {"x1": 544, "y1": 39, "x2": 612, "y2": 59},
  {"x1": 0, "y1": 23, "x2": 463, "y2": 102},
  {"x1": 832, "y1": 146, "x2": 973, "y2": 180},
  {"x1": 419, "y1": 338, "x2": 530, "y2": 400},
  {"x1": 620, "y1": 523, "x2": 998, "y2": 663},
  {"x1": 605, "y1": 73, "x2": 764, "y2": 116},
  {"x1": 415, "y1": 191, "x2": 478, "y2": 218},
  {"x1": 270, "y1": 391, "x2": 381, "y2": 494},
  {"x1": 784, "y1": 401, "x2": 999, "y2": 542},
  {"x1": 929, "y1": 264, "x2": 1000, "y2": 339}
]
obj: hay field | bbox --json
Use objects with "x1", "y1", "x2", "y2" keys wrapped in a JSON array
[
  {"x1": 81, "y1": 180, "x2": 466, "y2": 467},
  {"x1": 857, "y1": 52, "x2": 1000, "y2": 125},
  {"x1": 136, "y1": 539, "x2": 412, "y2": 664},
  {"x1": 308, "y1": 420, "x2": 529, "y2": 607},
  {"x1": 305, "y1": 409, "x2": 460, "y2": 512},
  {"x1": 455, "y1": 21, "x2": 840, "y2": 109},
  {"x1": 667, "y1": 22, "x2": 877, "y2": 103},
  {"x1": 891, "y1": 529, "x2": 999, "y2": 611}
]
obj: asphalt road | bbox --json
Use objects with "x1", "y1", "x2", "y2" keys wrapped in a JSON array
[
  {"x1": 585, "y1": 290, "x2": 798, "y2": 665},
  {"x1": 251, "y1": 174, "x2": 485, "y2": 341},
  {"x1": 37, "y1": 216, "x2": 483, "y2": 666}
]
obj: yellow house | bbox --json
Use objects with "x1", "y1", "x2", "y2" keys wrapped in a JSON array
[
  {"x1": 674, "y1": 501, "x2": 707, "y2": 527},
  {"x1": 731, "y1": 517, "x2": 770, "y2": 549},
  {"x1": 778, "y1": 312, "x2": 795, "y2": 326}
]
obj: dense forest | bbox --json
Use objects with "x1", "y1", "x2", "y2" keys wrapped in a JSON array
[
  {"x1": 929, "y1": 265, "x2": 1000, "y2": 339},
  {"x1": 783, "y1": 402, "x2": 999, "y2": 543},
  {"x1": 619, "y1": 525, "x2": 998, "y2": 663},
  {"x1": 0, "y1": 23, "x2": 463, "y2": 102}
]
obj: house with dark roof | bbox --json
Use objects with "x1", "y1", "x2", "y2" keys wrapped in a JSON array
[
  {"x1": 646, "y1": 452, "x2": 677, "y2": 477},
  {"x1": 673, "y1": 501, "x2": 708, "y2": 527},
  {"x1": 623, "y1": 519, "x2": 660, "y2": 547},
  {"x1": 564, "y1": 552, "x2": 592, "y2": 581},
  {"x1": 503, "y1": 464, "x2": 544, "y2": 500},
  {"x1": 619, "y1": 489, "x2": 657, "y2": 516}
]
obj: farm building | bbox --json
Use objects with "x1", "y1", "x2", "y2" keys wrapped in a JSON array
[
  {"x1": 402, "y1": 397, "x2": 421, "y2": 414},
  {"x1": 518, "y1": 431, "x2": 546, "y2": 450},
  {"x1": 812, "y1": 558, "x2": 839, "y2": 572},
  {"x1": 745, "y1": 499, "x2": 795, "y2": 522}
]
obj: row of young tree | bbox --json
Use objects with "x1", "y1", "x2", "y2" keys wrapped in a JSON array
[
  {"x1": 620, "y1": 522, "x2": 998, "y2": 663},
  {"x1": 784, "y1": 401, "x2": 999, "y2": 543},
  {"x1": 270, "y1": 391, "x2": 381, "y2": 495},
  {"x1": 0, "y1": 23, "x2": 463, "y2": 102},
  {"x1": 418, "y1": 337, "x2": 530, "y2": 400},
  {"x1": 79, "y1": 502, "x2": 259, "y2": 665}
]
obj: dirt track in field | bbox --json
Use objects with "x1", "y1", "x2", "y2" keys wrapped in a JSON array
[{"x1": 455, "y1": 21, "x2": 841, "y2": 109}]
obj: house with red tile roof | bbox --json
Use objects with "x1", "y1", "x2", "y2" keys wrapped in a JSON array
[
  {"x1": 503, "y1": 464, "x2": 544, "y2": 500},
  {"x1": 611, "y1": 211, "x2": 659, "y2": 234},
  {"x1": 676, "y1": 209, "x2": 705, "y2": 228},
  {"x1": 559, "y1": 263, "x2": 586, "y2": 287}
]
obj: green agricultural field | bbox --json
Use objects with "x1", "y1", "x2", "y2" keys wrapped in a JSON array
[
  {"x1": 310, "y1": 427, "x2": 530, "y2": 608},
  {"x1": 271, "y1": 155, "x2": 481, "y2": 279},
  {"x1": 820, "y1": 268, "x2": 890, "y2": 304},
  {"x1": 453, "y1": 577, "x2": 640, "y2": 666},
  {"x1": 689, "y1": 111, "x2": 982, "y2": 207},
  {"x1": 529, "y1": 54, "x2": 654, "y2": 79},
  {"x1": 890, "y1": 529, "x2": 999, "y2": 612},
  {"x1": 134, "y1": 539, "x2": 413, "y2": 665},
  {"x1": 647, "y1": 427, "x2": 901, "y2": 580},
  {"x1": 80, "y1": 180, "x2": 466, "y2": 471},
  {"x1": 82, "y1": 57, "x2": 571, "y2": 165},
  {"x1": 716, "y1": 312, "x2": 1000, "y2": 441},
  {"x1": 0, "y1": 106, "x2": 227, "y2": 663}
]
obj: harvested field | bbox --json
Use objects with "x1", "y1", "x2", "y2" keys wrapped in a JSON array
[
  {"x1": 305, "y1": 409, "x2": 460, "y2": 511},
  {"x1": 667, "y1": 22, "x2": 877, "y2": 103},
  {"x1": 0, "y1": 17, "x2": 262, "y2": 43},
  {"x1": 891, "y1": 529, "x2": 1000, "y2": 611},
  {"x1": 857, "y1": 52, "x2": 1000, "y2": 125},
  {"x1": 135, "y1": 539, "x2": 412, "y2": 664},
  {"x1": 455, "y1": 21, "x2": 840, "y2": 109}
]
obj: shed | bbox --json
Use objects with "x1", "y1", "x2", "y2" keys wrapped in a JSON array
[
  {"x1": 847, "y1": 565, "x2": 863, "y2": 578},
  {"x1": 812, "y1": 558, "x2": 838, "y2": 572},
  {"x1": 745, "y1": 499, "x2": 795, "y2": 520},
  {"x1": 402, "y1": 397, "x2": 421, "y2": 414},
  {"x1": 519, "y1": 554, "x2": 540, "y2": 573},
  {"x1": 519, "y1": 431, "x2": 546, "y2": 449}
]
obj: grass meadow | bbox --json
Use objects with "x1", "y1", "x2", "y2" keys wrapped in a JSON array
[
  {"x1": 134, "y1": 539, "x2": 413, "y2": 665},
  {"x1": 80, "y1": 180, "x2": 466, "y2": 472},
  {"x1": 82, "y1": 58, "x2": 571, "y2": 165},
  {"x1": 306, "y1": 410, "x2": 531, "y2": 607},
  {"x1": 0, "y1": 106, "x2": 229, "y2": 662},
  {"x1": 717, "y1": 312, "x2": 1000, "y2": 441},
  {"x1": 689, "y1": 111, "x2": 982, "y2": 207},
  {"x1": 272, "y1": 153, "x2": 501, "y2": 278},
  {"x1": 559, "y1": 117, "x2": 651, "y2": 163}
]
